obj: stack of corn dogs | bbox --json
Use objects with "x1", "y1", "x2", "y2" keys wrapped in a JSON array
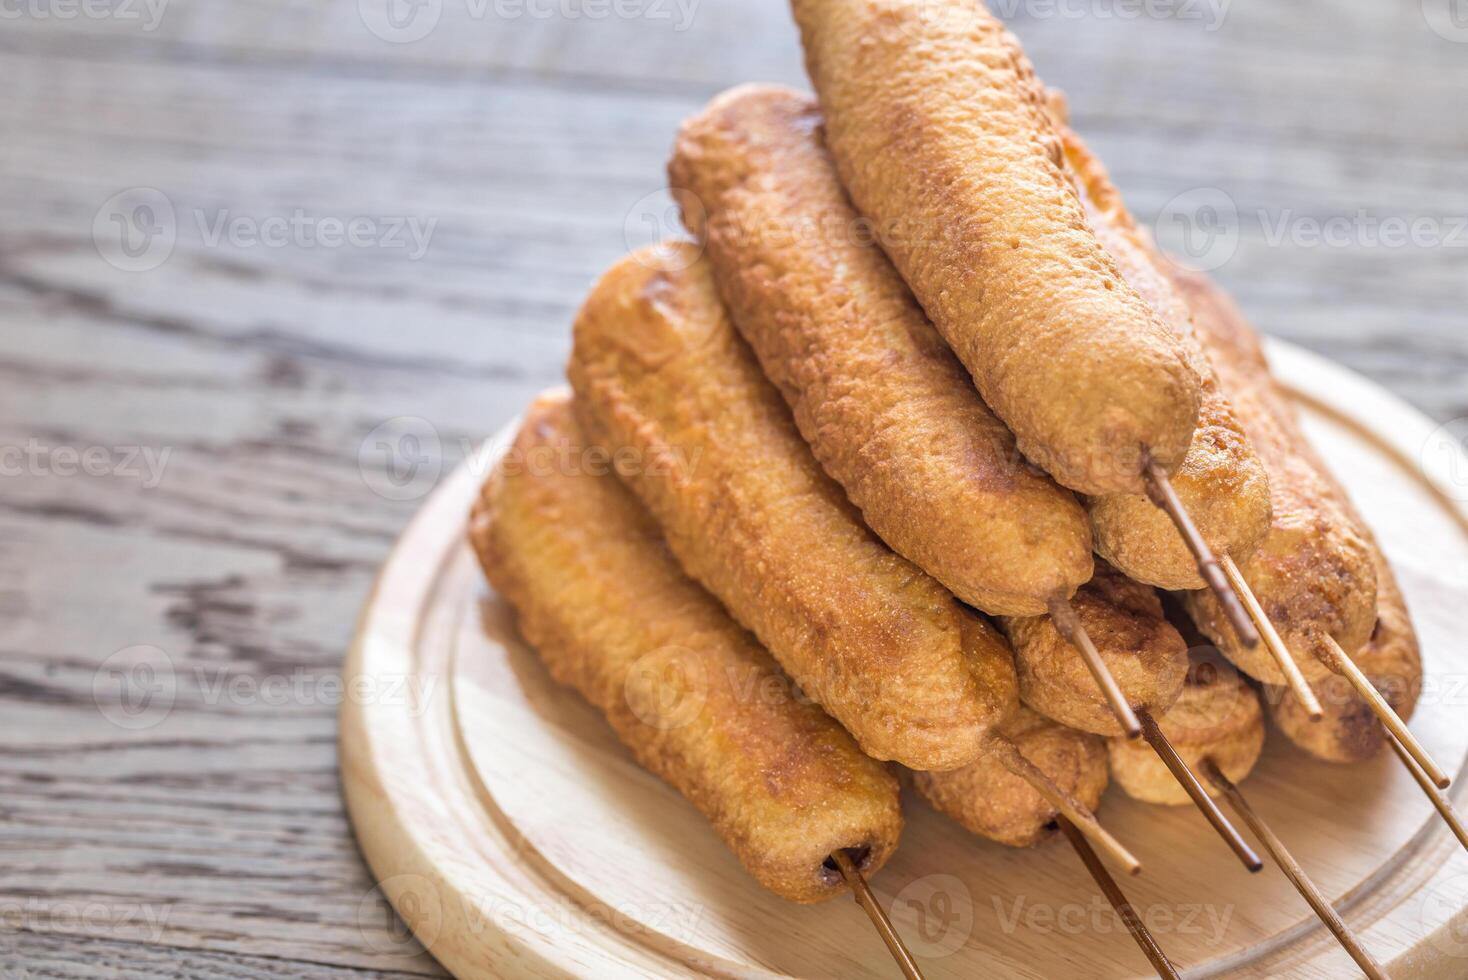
[{"x1": 464, "y1": 1, "x2": 1447, "y2": 975}]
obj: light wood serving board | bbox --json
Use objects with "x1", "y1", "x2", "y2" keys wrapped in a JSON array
[{"x1": 340, "y1": 341, "x2": 1468, "y2": 980}]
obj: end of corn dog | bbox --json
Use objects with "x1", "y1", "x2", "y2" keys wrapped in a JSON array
[
  {"x1": 791, "y1": 0, "x2": 1202, "y2": 496},
  {"x1": 1004, "y1": 564, "x2": 1189, "y2": 737},
  {"x1": 1184, "y1": 521, "x2": 1376, "y2": 685},
  {"x1": 567, "y1": 245, "x2": 994, "y2": 771},
  {"x1": 1108, "y1": 652, "x2": 1265, "y2": 806},
  {"x1": 1061, "y1": 128, "x2": 1273, "y2": 591},
  {"x1": 1167, "y1": 268, "x2": 1379, "y2": 683},
  {"x1": 913, "y1": 707, "x2": 1108, "y2": 848},
  {"x1": 668, "y1": 82, "x2": 1094, "y2": 616},
  {"x1": 1267, "y1": 550, "x2": 1422, "y2": 764},
  {"x1": 470, "y1": 391, "x2": 902, "y2": 903}
]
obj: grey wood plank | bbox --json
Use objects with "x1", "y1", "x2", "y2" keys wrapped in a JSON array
[
  {"x1": 2, "y1": 0, "x2": 1466, "y2": 975},
  {"x1": 0, "y1": 39, "x2": 1464, "y2": 422},
  {"x1": 0, "y1": 929, "x2": 435, "y2": 978}
]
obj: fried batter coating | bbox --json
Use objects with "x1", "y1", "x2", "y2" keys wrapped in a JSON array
[
  {"x1": 667, "y1": 84, "x2": 1093, "y2": 617},
  {"x1": 913, "y1": 708, "x2": 1109, "y2": 848},
  {"x1": 1170, "y1": 270, "x2": 1379, "y2": 684},
  {"x1": 1108, "y1": 653, "x2": 1266, "y2": 806},
  {"x1": 1003, "y1": 564, "x2": 1189, "y2": 737},
  {"x1": 791, "y1": 0, "x2": 1201, "y2": 496},
  {"x1": 567, "y1": 246, "x2": 992, "y2": 770},
  {"x1": 469, "y1": 393, "x2": 902, "y2": 903},
  {"x1": 1061, "y1": 131, "x2": 1272, "y2": 591},
  {"x1": 958, "y1": 605, "x2": 1024, "y2": 726},
  {"x1": 1268, "y1": 525, "x2": 1422, "y2": 763},
  {"x1": 672, "y1": 88, "x2": 1098, "y2": 616}
]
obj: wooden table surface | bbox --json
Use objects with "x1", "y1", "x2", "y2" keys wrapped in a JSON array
[{"x1": 3, "y1": 1, "x2": 1466, "y2": 977}]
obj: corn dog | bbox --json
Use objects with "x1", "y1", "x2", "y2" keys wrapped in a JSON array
[
  {"x1": 470, "y1": 392, "x2": 902, "y2": 903},
  {"x1": 1169, "y1": 270, "x2": 1379, "y2": 684},
  {"x1": 791, "y1": 0, "x2": 1202, "y2": 496},
  {"x1": 1002, "y1": 563, "x2": 1188, "y2": 737},
  {"x1": 913, "y1": 707, "x2": 1109, "y2": 848},
  {"x1": 1061, "y1": 130, "x2": 1273, "y2": 592},
  {"x1": 1109, "y1": 653, "x2": 1266, "y2": 806},
  {"x1": 568, "y1": 245, "x2": 992, "y2": 770},
  {"x1": 667, "y1": 84, "x2": 1093, "y2": 617},
  {"x1": 1269, "y1": 526, "x2": 1422, "y2": 763},
  {"x1": 902, "y1": 616, "x2": 1130, "y2": 864}
]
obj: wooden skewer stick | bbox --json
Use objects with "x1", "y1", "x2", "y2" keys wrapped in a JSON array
[
  {"x1": 1049, "y1": 595, "x2": 1142, "y2": 739},
  {"x1": 1136, "y1": 710, "x2": 1263, "y2": 872},
  {"x1": 1218, "y1": 554, "x2": 1323, "y2": 720},
  {"x1": 1386, "y1": 732, "x2": 1468, "y2": 854},
  {"x1": 1057, "y1": 818, "x2": 1180, "y2": 980},
  {"x1": 991, "y1": 736, "x2": 1143, "y2": 876},
  {"x1": 1201, "y1": 760, "x2": 1386, "y2": 980},
  {"x1": 830, "y1": 849, "x2": 926, "y2": 980},
  {"x1": 1320, "y1": 634, "x2": 1450, "y2": 789},
  {"x1": 1142, "y1": 457, "x2": 1260, "y2": 649}
]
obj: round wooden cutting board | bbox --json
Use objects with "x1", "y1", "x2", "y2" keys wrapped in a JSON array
[{"x1": 340, "y1": 342, "x2": 1468, "y2": 980}]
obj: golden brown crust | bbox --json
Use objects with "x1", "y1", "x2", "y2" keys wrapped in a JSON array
[
  {"x1": 1267, "y1": 527, "x2": 1422, "y2": 763},
  {"x1": 1061, "y1": 130, "x2": 1272, "y2": 591},
  {"x1": 1170, "y1": 270, "x2": 1379, "y2": 683},
  {"x1": 913, "y1": 708, "x2": 1108, "y2": 848},
  {"x1": 567, "y1": 246, "x2": 991, "y2": 770},
  {"x1": 959, "y1": 606, "x2": 1023, "y2": 725},
  {"x1": 1108, "y1": 654, "x2": 1266, "y2": 806},
  {"x1": 1004, "y1": 564, "x2": 1189, "y2": 736},
  {"x1": 668, "y1": 84, "x2": 1093, "y2": 616},
  {"x1": 470, "y1": 393, "x2": 902, "y2": 903},
  {"x1": 792, "y1": 0, "x2": 1201, "y2": 496}
]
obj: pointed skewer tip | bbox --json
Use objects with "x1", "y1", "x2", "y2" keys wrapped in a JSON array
[
  {"x1": 1137, "y1": 711, "x2": 1263, "y2": 872},
  {"x1": 1385, "y1": 733, "x2": 1468, "y2": 855},
  {"x1": 995, "y1": 736, "x2": 1143, "y2": 876}
]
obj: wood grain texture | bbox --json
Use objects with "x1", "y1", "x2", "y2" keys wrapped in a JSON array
[{"x1": 3, "y1": 0, "x2": 1466, "y2": 975}]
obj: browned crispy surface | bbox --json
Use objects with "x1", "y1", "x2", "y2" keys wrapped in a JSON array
[
  {"x1": 468, "y1": 393, "x2": 902, "y2": 903},
  {"x1": 1108, "y1": 653, "x2": 1265, "y2": 806},
  {"x1": 791, "y1": 0, "x2": 1201, "y2": 496},
  {"x1": 1062, "y1": 131, "x2": 1272, "y2": 591},
  {"x1": 567, "y1": 245, "x2": 991, "y2": 770},
  {"x1": 1171, "y1": 270, "x2": 1379, "y2": 683},
  {"x1": 914, "y1": 707, "x2": 1108, "y2": 848},
  {"x1": 1268, "y1": 533, "x2": 1422, "y2": 763},
  {"x1": 1004, "y1": 564, "x2": 1188, "y2": 736},
  {"x1": 960, "y1": 608, "x2": 1022, "y2": 724},
  {"x1": 668, "y1": 84, "x2": 1093, "y2": 616}
]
